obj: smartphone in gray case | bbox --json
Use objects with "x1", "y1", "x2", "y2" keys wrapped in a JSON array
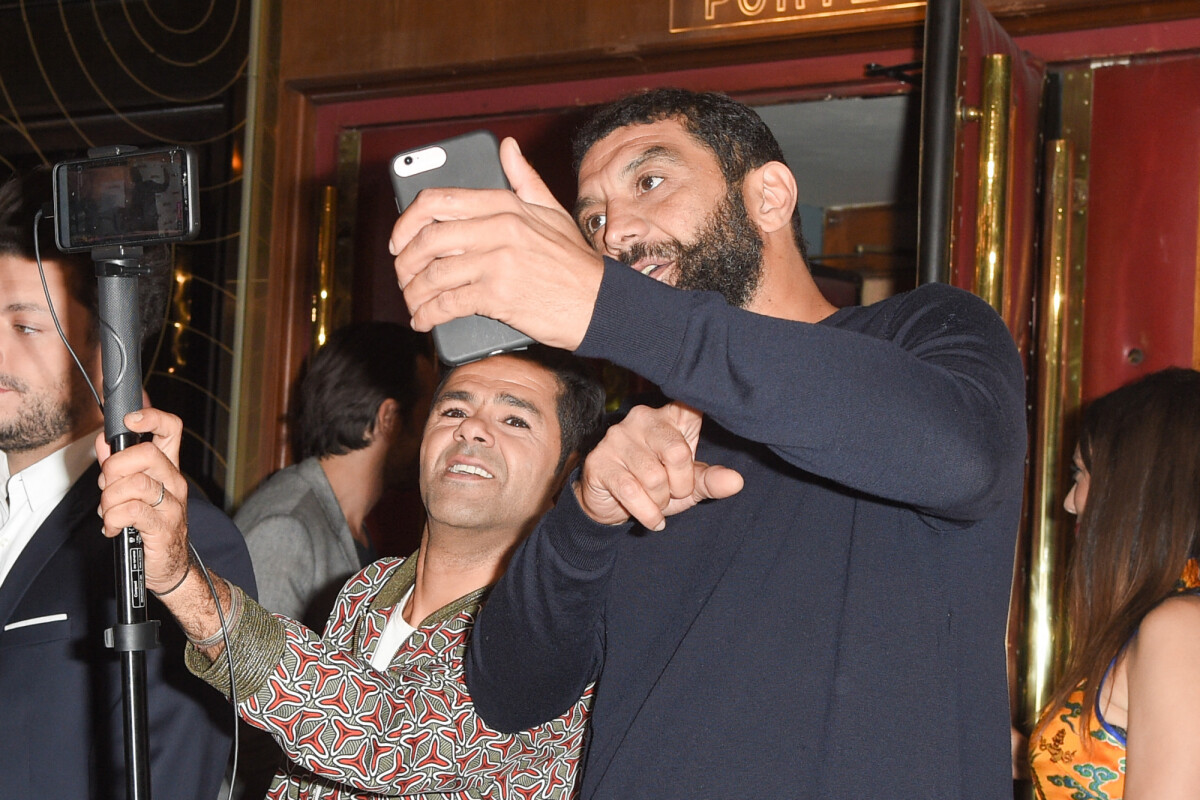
[{"x1": 390, "y1": 130, "x2": 535, "y2": 366}]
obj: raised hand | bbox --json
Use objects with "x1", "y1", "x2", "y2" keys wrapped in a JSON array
[
  {"x1": 389, "y1": 137, "x2": 605, "y2": 351},
  {"x1": 575, "y1": 402, "x2": 744, "y2": 531}
]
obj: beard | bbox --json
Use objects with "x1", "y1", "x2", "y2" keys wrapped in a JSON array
[
  {"x1": 0, "y1": 372, "x2": 82, "y2": 454},
  {"x1": 618, "y1": 187, "x2": 765, "y2": 308}
]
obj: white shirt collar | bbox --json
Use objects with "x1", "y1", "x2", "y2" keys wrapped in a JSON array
[
  {"x1": 0, "y1": 430, "x2": 101, "y2": 588},
  {"x1": 3, "y1": 431, "x2": 100, "y2": 517}
]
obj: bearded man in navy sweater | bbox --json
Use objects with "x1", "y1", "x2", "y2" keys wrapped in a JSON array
[{"x1": 389, "y1": 89, "x2": 1027, "y2": 799}]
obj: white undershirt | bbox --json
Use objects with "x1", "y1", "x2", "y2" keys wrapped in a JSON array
[
  {"x1": 0, "y1": 432, "x2": 99, "y2": 588},
  {"x1": 369, "y1": 583, "x2": 417, "y2": 671}
]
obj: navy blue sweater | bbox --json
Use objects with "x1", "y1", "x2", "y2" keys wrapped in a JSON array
[{"x1": 467, "y1": 260, "x2": 1027, "y2": 799}]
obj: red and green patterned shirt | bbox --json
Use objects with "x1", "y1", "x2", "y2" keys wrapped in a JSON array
[{"x1": 187, "y1": 555, "x2": 592, "y2": 799}]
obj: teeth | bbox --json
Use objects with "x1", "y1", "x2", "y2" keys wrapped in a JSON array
[
  {"x1": 449, "y1": 463, "x2": 493, "y2": 479},
  {"x1": 641, "y1": 264, "x2": 656, "y2": 275}
]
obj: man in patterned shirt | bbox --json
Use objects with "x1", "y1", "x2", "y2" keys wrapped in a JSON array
[{"x1": 96, "y1": 346, "x2": 605, "y2": 799}]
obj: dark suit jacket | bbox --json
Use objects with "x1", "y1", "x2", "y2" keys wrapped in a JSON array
[{"x1": 0, "y1": 462, "x2": 257, "y2": 800}]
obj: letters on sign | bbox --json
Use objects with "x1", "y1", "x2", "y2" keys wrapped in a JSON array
[{"x1": 670, "y1": 0, "x2": 922, "y2": 33}]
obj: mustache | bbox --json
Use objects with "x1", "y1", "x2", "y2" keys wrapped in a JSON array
[
  {"x1": 0, "y1": 373, "x2": 29, "y2": 392},
  {"x1": 617, "y1": 239, "x2": 682, "y2": 267},
  {"x1": 441, "y1": 442, "x2": 500, "y2": 472}
]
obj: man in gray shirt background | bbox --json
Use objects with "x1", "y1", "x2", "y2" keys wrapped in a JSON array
[{"x1": 236, "y1": 320, "x2": 435, "y2": 629}]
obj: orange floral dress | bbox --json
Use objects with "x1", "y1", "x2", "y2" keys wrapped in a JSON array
[{"x1": 1029, "y1": 559, "x2": 1200, "y2": 800}]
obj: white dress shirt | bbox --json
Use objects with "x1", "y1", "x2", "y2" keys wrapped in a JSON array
[{"x1": 0, "y1": 432, "x2": 99, "y2": 589}]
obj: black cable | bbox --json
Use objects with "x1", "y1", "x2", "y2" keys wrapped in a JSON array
[
  {"x1": 190, "y1": 543, "x2": 240, "y2": 800},
  {"x1": 32, "y1": 209, "x2": 103, "y2": 411}
]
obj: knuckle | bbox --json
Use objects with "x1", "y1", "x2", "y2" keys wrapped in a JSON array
[
  {"x1": 611, "y1": 473, "x2": 644, "y2": 501},
  {"x1": 412, "y1": 186, "x2": 447, "y2": 207},
  {"x1": 498, "y1": 211, "x2": 525, "y2": 238},
  {"x1": 409, "y1": 219, "x2": 439, "y2": 254},
  {"x1": 635, "y1": 464, "x2": 669, "y2": 496},
  {"x1": 625, "y1": 406, "x2": 653, "y2": 424},
  {"x1": 660, "y1": 437, "x2": 694, "y2": 468},
  {"x1": 434, "y1": 289, "x2": 462, "y2": 316}
]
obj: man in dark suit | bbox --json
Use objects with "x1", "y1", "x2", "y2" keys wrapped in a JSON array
[{"x1": 0, "y1": 168, "x2": 257, "y2": 799}]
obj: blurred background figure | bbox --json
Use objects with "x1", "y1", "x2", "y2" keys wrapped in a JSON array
[
  {"x1": 1029, "y1": 367, "x2": 1200, "y2": 799},
  {"x1": 237, "y1": 320, "x2": 435, "y2": 630}
]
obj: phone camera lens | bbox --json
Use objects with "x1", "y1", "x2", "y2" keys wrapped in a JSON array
[{"x1": 404, "y1": 156, "x2": 414, "y2": 165}]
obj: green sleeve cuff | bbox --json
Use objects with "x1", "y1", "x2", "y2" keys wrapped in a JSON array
[{"x1": 184, "y1": 586, "x2": 287, "y2": 701}]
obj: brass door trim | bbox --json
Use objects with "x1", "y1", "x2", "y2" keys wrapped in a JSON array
[
  {"x1": 1018, "y1": 66, "x2": 1092, "y2": 732},
  {"x1": 1022, "y1": 138, "x2": 1078, "y2": 727},
  {"x1": 313, "y1": 185, "x2": 337, "y2": 349},
  {"x1": 963, "y1": 53, "x2": 1012, "y2": 315},
  {"x1": 310, "y1": 129, "x2": 362, "y2": 351}
]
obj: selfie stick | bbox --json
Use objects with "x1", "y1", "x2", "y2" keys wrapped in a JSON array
[{"x1": 95, "y1": 243, "x2": 159, "y2": 800}]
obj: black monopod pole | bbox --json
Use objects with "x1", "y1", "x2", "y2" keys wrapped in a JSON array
[{"x1": 95, "y1": 245, "x2": 160, "y2": 800}]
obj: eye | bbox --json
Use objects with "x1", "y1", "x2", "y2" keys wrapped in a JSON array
[
  {"x1": 14, "y1": 323, "x2": 39, "y2": 335},
  {"x1": 439, "y1": 407, "x2": 467, "y2": 419},
  {"x1": 637, "y1": 175, "x2": 664, "y2": 193},
  {"x1": 503, "y1": 415, "x2": 530, "y2": 429},
  {"x1": 582, "y1": 213, "x2": 606, "y2": 238}
]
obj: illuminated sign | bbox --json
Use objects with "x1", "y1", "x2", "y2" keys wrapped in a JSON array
[{"x1": 670, "y1": 0, "x2": 924, "y2": 33}]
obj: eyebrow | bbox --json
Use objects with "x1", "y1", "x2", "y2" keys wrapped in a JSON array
[
  {"x1": 573, "y1": 144, "x2": 682, "y2": 223},
  {"x1": 496, "y1": 392, "x2": 543, "y2": 418},
  {"x1": 435, "y1": 389, "x2": 475, "y2": 406},
  {"x1": 435, "y1": 388, "x2": 543, "y2": 418},
  {"x1": 621, "y1": 145, "x2": 680, "y2": 178},
  {"x1": 3, "y1": 302, "x2": 47, "y2": 314}
]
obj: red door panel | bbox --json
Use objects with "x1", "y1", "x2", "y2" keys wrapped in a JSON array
[{"x1": 1082, "y1": 56, "x2": 1200, "y2": 402}]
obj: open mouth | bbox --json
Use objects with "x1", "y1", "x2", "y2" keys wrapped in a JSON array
[
  {"x1": 448, "y1": 463, "x2": 494, "y2": 479},
  {"x1": 637, "y1": 261, "x2": 674, "y2": 282}
]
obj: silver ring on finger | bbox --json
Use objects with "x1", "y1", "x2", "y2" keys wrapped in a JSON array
[{"x1": 150, "y1": 481, "x2": 166, "y2": 508}]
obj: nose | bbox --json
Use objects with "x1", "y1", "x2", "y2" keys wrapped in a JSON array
[
  {"x1": 601, "y1": 200, "x2": 649, "y2": 257},
  {"x1": 453, "y1": 414, "x2": 494, "y2": 447}
]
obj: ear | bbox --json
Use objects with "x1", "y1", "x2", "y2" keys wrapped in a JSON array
[
  {"x1": 743, "y1": 161, "x2": 798, "y2": 236},
  {"x1": 371, "y1": 398, "x2": 401, "y2": 442}
]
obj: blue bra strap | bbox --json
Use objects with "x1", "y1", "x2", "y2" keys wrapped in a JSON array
[{"x1": 1095, "y1": 656, "x2": 1128, "y2": 747}]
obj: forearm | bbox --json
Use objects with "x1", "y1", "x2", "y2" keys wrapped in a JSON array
[
  {"x1": 578, "y1": 261, "x2": 1026, "y2": 517},
  {"x1": 155, "y1": 559, "x2": 240, "y2": 662},
  {"x1": 187, "y1": 576, "x2": 586, "y2": 796}
]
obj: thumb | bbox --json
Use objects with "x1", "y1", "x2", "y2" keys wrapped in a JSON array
[
  {"x1": 500, "y1": 137, "x2": 560, "y2": 209},
  {"x1": 692, "y1": 463, "x2": 744, "y2": 502}
]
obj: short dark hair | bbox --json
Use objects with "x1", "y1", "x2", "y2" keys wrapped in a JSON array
[
  {"x1": 294, "y1": 321, "x2": 432, "y2": 460},
  {"x1": 572, "y1": 88, "x2": 808, "y2": 261},
  {"x1": 439, "y1": 346, "x2": 606, "y2": 473},
  {"x1": 0, "y1": 166, "x2": 173, "y2": 341}
]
